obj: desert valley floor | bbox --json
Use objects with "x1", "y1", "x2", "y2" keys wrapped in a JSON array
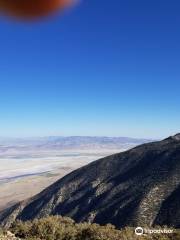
[{"x1": 0, "y1": 149, "x2": 121, "y2": 211}]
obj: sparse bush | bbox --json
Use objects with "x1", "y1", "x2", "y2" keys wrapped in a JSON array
[{"x1": 6, "y1": 216, "x2": 180, "y2": 240}]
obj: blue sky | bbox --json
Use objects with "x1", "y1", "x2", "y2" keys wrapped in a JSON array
[{"x1": 0, "y1": 0, "x2": 180, "y2": 138}]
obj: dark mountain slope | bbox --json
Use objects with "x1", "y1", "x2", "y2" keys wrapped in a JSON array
[{"x1": 0, "y1": 134, "x2": 180, "y2": 228}]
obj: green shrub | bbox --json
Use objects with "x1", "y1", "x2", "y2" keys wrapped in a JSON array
[{"x1": 8, "y1": 216, "x2": 180, "y2": 240}]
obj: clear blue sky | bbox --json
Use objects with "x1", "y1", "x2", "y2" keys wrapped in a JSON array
[{"x1": 0, "y1": 0, "x2": 180, "y2": 138}]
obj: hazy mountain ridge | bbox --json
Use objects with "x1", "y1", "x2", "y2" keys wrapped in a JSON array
[
  {"x1": 0, "y1": 134, "x2": 179, "y2": 228},
  {"x1": 0, "y1": 136, "x2": 151, "y2": 152}
]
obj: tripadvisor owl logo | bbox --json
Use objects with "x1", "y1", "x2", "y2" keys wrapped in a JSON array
[{"x1": 135, "y1": 227, "x2": 144, "y2": 236}]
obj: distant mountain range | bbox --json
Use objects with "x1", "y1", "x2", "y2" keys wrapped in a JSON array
[
  {"x1": 1, "y1": 134, "x2": 179, "y2": 228},
  {"x1": 0, "y1": 136, "x2": 152, "y2": 152},
  {"x1": 36, "y1": 136, "x2": 152, "y2": 150}
]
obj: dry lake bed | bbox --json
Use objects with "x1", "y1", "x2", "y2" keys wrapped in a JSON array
[
  {"x1": 0, "y1": 136, "x2": 148, "y2": 211},
  {"x1": 0, "y1": 149, "x2": 121, "y2": 211}
]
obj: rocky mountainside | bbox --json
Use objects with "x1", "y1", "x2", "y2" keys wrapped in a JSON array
[{"x1": 0, "y1": 134, "x2": 180, "y2": 228}]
